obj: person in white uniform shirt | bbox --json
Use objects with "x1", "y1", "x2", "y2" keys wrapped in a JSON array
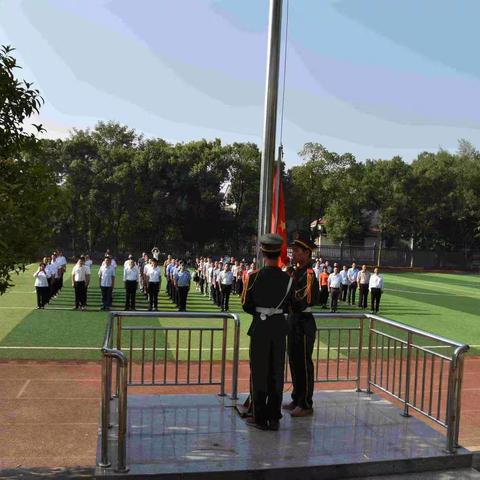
[
  {"x1": 123, "y1": 258, "x2": 140, "y2": 310},
  {"x1": 56, "y1": 250, "x2": 67, "y2": 292},
  {"x1": 213, "y1": 262, "x2": 223, "y2": 308},
  {"x1": 33, "y1": 262, "x2": 50, "y2": 309},
  {"x1": 369, "y1": 267, "x2": 384, "y2": 313},
  {"x1": 347, "y1": 262, "x2": 359, "y2": 306},
  {"x1": 84, "y1": 255, "x2": 93, "y2": 269},
  {"x1": 340, "y1": 265, "x2": 349, "y2": 302},
  {"x1": 99, "y1": 256, "x2": 115, "y2": 310},
  {"x1": 327, "y1": 266, "x2": 342, "y2": 313},
  {"x1": 71, "y1": 256, "x2": 90, "y2": 311},
  {"x1": 218, "y1": 263, "x2": 234, "y2": 312},
  {"x1": 145, "y1": 258, "x2": 161, "y2": 311}
]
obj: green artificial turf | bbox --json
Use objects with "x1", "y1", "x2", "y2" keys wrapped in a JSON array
[{"x1": 0, "y1": 265, "x2": 478, "y2": 361}]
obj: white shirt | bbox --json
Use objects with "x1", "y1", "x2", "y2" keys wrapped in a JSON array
[
  {"x1": 328, "y1": 273, "x2": 342, "y2": 289},
  {"x1": 219, "y1": 271, "x2": 234, "y2": 285},
  {"x1": 33, "y1": 270, "x2": 49, "y2": 287},
  {"x1": 340, "y1": 270, "x2": 349, "y2": 285},
  {"x1": 51, "y1": 259, "x2": 61, "y2": 278},
  {"x1": 369, "y1": 273, "x2": 384, "y2": 290},
  {"x1": 57, "y1": 255, "x2": 67, "y2": 268},
  {"x1": 146, "y1": 266, "x2": 161, "y2": 283},
  {"x1": 231, "y1": 265, "x2": 238, "y2": 276},
  {"x1": 45, "y1": 263, "x2": 55, "y2": 279},
  {"x1": 72, "y1": 264, "x2": 90, "y2": 282},
  {"x1": 99, "y1": 265, "x2": 116, "y2": 287},
  {"x1": 123, "y1": 264, "x2": 140, "y2": 282},
  {"x1": 207, "y1": 266, "x2": 214, "y2": 283},
  {"x1": 313, "y1": 265, "x2": 322, "y2": 279},
  {"x1": 85, "y1": 259, "x2": 93, "y2": 268}
]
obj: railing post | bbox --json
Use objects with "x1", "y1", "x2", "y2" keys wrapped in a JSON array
[
  {"x1": 454, "y1": 349, "x2": 467, "y2": 449},
  {"x1": 219, "y1": 317, "x2": 227, "y2": 397},
  {"x1": 231, "y1": 315, "x2": 240, "y2": 400},
  {"x1": 115, "y1": 355, "x2": 129, "y2": 473},
  {"x1": 366, "y1": 317, "x2": 374, "y2": 394},
  {"x1": 356, "y1": 317, "x2": 364, "y2": 392},
  {"x1": 402, "y1": 332, "x2": 412, "y2": 417},
  {"x1": 115, "y1": 315, "x2": 122, "y2": 398},
  {"x1": 446, "y1": 358, "x2": 458, "y2": 453},
  {"x1": 98, "y1": 354, "x2": 111, "y2": 468}
]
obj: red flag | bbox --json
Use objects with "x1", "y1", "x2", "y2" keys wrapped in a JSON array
[{"x1": 271, "y1": 168, "x2": 289, "y2": 266}]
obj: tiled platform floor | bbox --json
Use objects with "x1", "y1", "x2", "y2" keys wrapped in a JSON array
[{"x1": 97, "y1": 391, "x2": 472, "y2": 478}]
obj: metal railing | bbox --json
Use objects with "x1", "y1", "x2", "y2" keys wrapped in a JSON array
[
  {"x1": 98, "y1": 310, "x2": 468, "y2": 472},
  {"x1": 98, "y1": 311, "x2": 240, "y2": 473}
]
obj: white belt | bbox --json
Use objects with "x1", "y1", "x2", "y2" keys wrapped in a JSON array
[
  {"x1": 255, "y1": 307, "x2": 284, "y2": 320},
  {"x1": 302, "y1": 307, "x2": 312, "y2": 313}
]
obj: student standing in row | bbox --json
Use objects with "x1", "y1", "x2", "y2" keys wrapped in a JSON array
[
  {"x1": 357, "y1": 265, "x2": 370, "y2": 310},
  {"x1": 328, "y1": 266, "x2": 342, "y2": 313},
  {"x1": 99, "y1": 256, "x2": 115, "y2": 311},
  {"x1": 146, "y1": 258, "x2": 161, "y2": 311},
  {"x1": 33, "y1": 262, "x2": 50, "y2": 309},
  {"x1": 174, "y1": 263, "x2": 191, "y2": 312},
  {"x1": 319, "y1": 266, "x2": 329, "y2": 309},
  {"x1": 347, "y1": 262, "x2": 359, "y2": 305},
  {"x1": 72, "y1": 256, "x2": 90, "y2": 311},
  {"x1": 219, "y1": 263, "x2": 234, "y2": 312},
  {"x1": 340, "y1": 265, "x2": 349, "y2": 302},
  {"x1": 123, "y1": 258, "x2": 139, "y2": 310},
  {"x1": 369, "y1": 267, "x2": 384, "y2": 313}
]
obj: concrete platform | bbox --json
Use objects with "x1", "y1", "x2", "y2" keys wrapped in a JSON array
[{"x1": 96, "y1": 391, "x2": 472, "y2": 479}]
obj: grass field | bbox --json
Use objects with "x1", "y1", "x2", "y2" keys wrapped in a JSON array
[{"x1": 0, "y1": 264, "x2": 478, "y2": 361}]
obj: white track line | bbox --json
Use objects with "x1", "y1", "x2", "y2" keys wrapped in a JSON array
[
  {"x1": 385, "y1": 288, "x2": 475, "y2": 297},
  {"x1": 16, "y1": 379, "x2": 31, "y2": 398}
]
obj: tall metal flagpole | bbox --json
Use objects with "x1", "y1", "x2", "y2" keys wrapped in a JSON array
[{"x1": 256, "y1": 0, "x2": 283, "y2": 261}]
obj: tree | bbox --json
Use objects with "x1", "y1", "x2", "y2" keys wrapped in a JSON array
[{"x1": 0, "y1": 45, "x2": 60, "y2": 293}]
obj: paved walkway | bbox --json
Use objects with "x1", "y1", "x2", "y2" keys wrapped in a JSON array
[{"x1": 1, "y1": 357, "x2": 480, "y2": 472}]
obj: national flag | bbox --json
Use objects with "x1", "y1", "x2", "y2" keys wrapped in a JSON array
[{"x1": 271, "y1": 167, "x2": 288, "y2": 266}]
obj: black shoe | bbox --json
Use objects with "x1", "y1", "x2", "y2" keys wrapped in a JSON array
[
  {"x1": 246, "y1": 417, "x2": 268, "y2": 430},
  {"x1": 268, "y1": 420, "x2": 280, "y2": 431}
]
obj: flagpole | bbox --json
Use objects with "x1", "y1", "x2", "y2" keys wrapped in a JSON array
[
  {"x1": 256, "y1": 0, "x2": 283, "y2": 261},
  {"x1": 273, "y1": 144, "x2": 283, "y2": 232}
]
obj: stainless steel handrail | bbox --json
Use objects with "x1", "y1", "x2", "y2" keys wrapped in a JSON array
[{"x1": 98, "y1": 310, "x2": 241, "y2": 472}]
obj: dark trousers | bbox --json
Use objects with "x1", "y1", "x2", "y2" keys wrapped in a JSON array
[
  {"x1": 220, "y1": 284, "x2": 232, "y2": 311},
  {"x1": 341, "y1": 284, "x2": 348, "y2": 301},
  {"x1": 330, "y1": 287, "x2": 340, "y2": 311},
  {"x1": 178, "y1": 286, "x2": 189, "y2": 311},
  {"x1": 370, "y1": 288, "x2": 382, "y2": 312},
  {"x1": 199, "y1": 277, "x2": 205, "y2": 295},
  {"x1": 125, "y1": 280, "x2": 137, "y2": 309},
  {"x1": 50, "y1": 278, "x2": 60, "y2": 297},
  {"x1": 236, "y1": 278, "x2": 243, "y2": 296},
  {"x1": 320, "y1": 285, "x2": 329, "y2": 307},
  {"x1": 348, "y1": 283, "x2": 357, "y2": 304},
  {"x1": 215, "y1": 284, "x2": 221, "y2": 306},
  {"x1": 174, "y1": 286, "x2": 179, "y2": 306},
  {"x1": 101, "y1": 286, "x2": 113, "y2": 309},
  {"x1": 359, "y1": 283, "x2": 369, "y2": 309},
  {"x1": 250, "y1": 331, "x2": 286, "y2": 425},
  {"x1": 58, "y1": 274, "x2": 64, "y2": 291},
  {"x1": 74, "y1": 281, "x2": 87, "y2": 308},
  {"x1": 287, "y1": 314, "x2": 315, "y2": 410},
  {"x1": 36, "y1": 286, "x2": 49, "y2": 308},
  {"x1": 232, "y1": 278, "x2": 236, "y2": 295},
  {"x1": 204, "y1": 282, "x2": 209, "y2": 296},
  {"x1": 211, "y1": 285, "x2": 217, "y2": 304},
  {"x1": 148, "y1": 282, "x2": 160, "y2": 309}
]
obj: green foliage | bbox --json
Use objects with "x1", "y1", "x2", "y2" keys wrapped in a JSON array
[{"x1": 0, "y1": 46, "x2": 61, "y2": 294}]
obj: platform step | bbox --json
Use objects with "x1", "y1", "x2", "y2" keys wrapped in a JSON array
[{"x1": 96, "y1": 391, "x2": 472, "y2": 479}]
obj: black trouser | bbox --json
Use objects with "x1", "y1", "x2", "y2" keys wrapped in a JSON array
[
  {"x1": 204, "y1": 282, "x2": 209, "y2": 296},
  {"x1": 74, "y1": 281, "x2": 86, "y2": 308},
  {"x1": 287, "y1": 313, "x2": 316, "y2": 410},
  {"x1": 58, "y1": 273, "x2": 64, "y2": 291},
  {"x1": 330, "y1": 287, "x2": 340, "y2": 311},
  {"x1": 148, "y1": 282, "x2": 160, "y2": 309},
  {"x1": 47, "y1": 277, "x2": 53, "y2": 302},
  {"x1": 200, "y1": 277, "x2": 205, "y2": 294},
  {"x1": 211, "y1": 284, "x2": 217, "y2": 304},
  {"x1": 101, "y1": 286, "x2": 113, "y2": 309},
  {"x1": 236, "y1": 278, "x2": 243, "y2": 295},
  {"x1": 36, "y1": 286, "x2": 49, "y2": 308},
  {"x1": 215, "y1": 284, "x2": 222, "y2": 307},
  {"x1": 250, "y1": 320, "x2": 286, "y2": 425},
  {"x1": 174, "y1": 286, "x2": 179, "y2": 306},
  {"x1": 232, "y1": 278, "x2": 236, "y2": 295},
  {"x1": 320, "y1": 285, "x2": 329, "y2": 307},
  {"x1": 341, "y1": 284, "x2": 348, "y2": 301},
  {"x1": 50, "y1": 278, "x2": 60, "y2": 297},
  {"x1": 125, "y1": 280, "x2": 137, "y2": 309},
  {"x1": 220, "y1": 284, "x2": 232, "y2": 311},
  {"x1": 348, "y1": 283, "x2": 357, "y2": 304},
  {"x1": 359, "y1": 283, "x2": 369, "y2": 309},
  {"x1": 370, "y1": 288, "x2": 382, "y2": 312},
  {"x1": 178, "y1": 286, "x2": 189, "y2": 311}
]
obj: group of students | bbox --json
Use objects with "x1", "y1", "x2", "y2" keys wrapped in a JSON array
[
  {"x1": 193, "y1": 257, "x2": 256, "y2": 312},
  {"x1": 313, "y1": 259, "x2": 384, "y2": 314},
  {"x1": 32, "y1": 250, "x2": 69, "y2": 309}
]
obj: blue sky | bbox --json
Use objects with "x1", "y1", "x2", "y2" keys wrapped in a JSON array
[{"x1": 1, "y1": 0, "x2": 479, "y2": 165}]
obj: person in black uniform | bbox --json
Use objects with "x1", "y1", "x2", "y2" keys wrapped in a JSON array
[
  {"x1": 283, "y1": 232, "x2": 320, "y2": 417},
  {"x1": 242, "y1": 234, "x2": 293, "y2": 431}
]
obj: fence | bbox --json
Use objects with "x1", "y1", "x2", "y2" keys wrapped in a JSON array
[{"x1": 99, "y1": 311, "x2": 469, "y2": 472}]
